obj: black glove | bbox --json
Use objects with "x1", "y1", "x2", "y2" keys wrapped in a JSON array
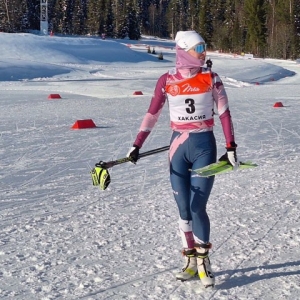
[
  {"x1": 126, "y1": 145, "x2": 140, "y2": 163},
  {"x1": 219, "y1": 142, "x2": 240, "y2": 169}
]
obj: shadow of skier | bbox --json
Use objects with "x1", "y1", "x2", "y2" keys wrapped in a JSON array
[{"x1": 215, "y1": 260, "x2": 300, "y2": 289}]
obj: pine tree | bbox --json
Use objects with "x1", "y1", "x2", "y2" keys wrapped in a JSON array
[
  {"x1": 52, "y1": 0, "x2": 74, "y2": 35},
  {"x1": 220, "y1": 0, "x2": 245, "y2": 53},
  {"x1": 198, "y1": 0, "x2": 212, "y2": 46},
  {"x1": 167, "y1": 0, "x2": 188, "y2": 36},
  {"x1": 72, "y1": 0, "x2": 88, "y2": 35},
  {"x1": 117, "y1": 0, "x2": 140, "y2": 39},
  {"x1": 244, "y1": 0, "x2": 267, "y2": 57},
  {"x1": 127, "y1": 0, "x2": 140, "y2": 39},
  {"x1": 266, "y1": 0, "x2": 297, "y2": 59},
  {"x1": 105, "y1": 0, "x2": 115, "y2": 37},
  {"x1": 86, "y1": 0, "x2": 101, "y2": 35},
  {"x1": 165, "y1": 0, "x2": 176, "y2": 39},
  {"x1": 24, "y1": 0, "x2": 39, "y2": 31},
  {"x1": 155, "y1": 0, "x2": 169, "y2": 37},
  {"x1": 0, "y1": 0, "x2": 25, "y2": 32},
  {"x1": 0, "y1": 0, "x2": 12, "y2": 31},
  {"x1": 51, "y1": 0, "x2": 65, "y2": 34},
  {"x1": 137, "y1": 0, "x2": 151, "y2": 36},
  {"x1": 188, "y1": 0, "x2": 200, "y2": 31},
  {"x1": 294, "y1": 0, "x2": 300, "y2": 58},
  {"x1": 0, "y1": 0, "x2": 298, "y2": 59},
  {"x1": 210, "y1": 0, "x2": 228, "y2": 51}
]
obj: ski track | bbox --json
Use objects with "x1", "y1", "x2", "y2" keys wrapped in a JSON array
[
  {"x1": 209, "y1": 193, "x2": 300, "y2": 299},
  {"x1": 1, "y1": 101, "x2": 299, "y2": 299}
]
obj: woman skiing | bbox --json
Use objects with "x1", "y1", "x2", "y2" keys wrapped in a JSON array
[{"x1": 127, "y1": 30, "x2": 239, "y2": 288}]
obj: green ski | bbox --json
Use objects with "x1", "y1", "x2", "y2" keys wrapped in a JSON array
[{"x1": 190, "y1": 161, "x2": 258, "y2": 177}]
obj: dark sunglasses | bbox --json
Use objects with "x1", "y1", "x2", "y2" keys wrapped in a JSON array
[{"x1": 193, "y1": 44, "x2": 207, "y2": 53}]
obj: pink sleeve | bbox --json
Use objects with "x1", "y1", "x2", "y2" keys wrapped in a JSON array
[
  {"x1": 133, "y1": 73, "x2": 168, "y2": 148},
  {"x1": 211, "y1": 72, "x2": 235, "y2": 146}
]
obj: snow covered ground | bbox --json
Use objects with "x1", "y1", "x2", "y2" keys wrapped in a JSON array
[{"x1": 0, "y1": 32, "x2": 300, "y2": 300}]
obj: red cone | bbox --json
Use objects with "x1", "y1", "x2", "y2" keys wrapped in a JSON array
[
  {"x1": 48, "y1": 94, "x2": 61, "y2": 99},
  {"x1": 71, "y1": 119, "x2": 96, "y2": 129},
  {"x1": 273, "y1": 102, "x2": 284, "y2": 108}
]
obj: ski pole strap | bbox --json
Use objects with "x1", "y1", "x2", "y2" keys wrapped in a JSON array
[{"x1": 96, "y1": 157, "x2": 132, "y2": 169}]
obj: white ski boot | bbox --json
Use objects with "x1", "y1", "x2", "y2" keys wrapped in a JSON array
[
  {"x1": 175, "y1": 248, "x2": 198, "y2": 281},
  {"x1": 195, "y1": 243, "x2": 215, "y2": 288}
]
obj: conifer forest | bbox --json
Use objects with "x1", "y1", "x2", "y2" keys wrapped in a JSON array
[{"x1": 1, "y1": 0, "x2": 300, "y2": 59}]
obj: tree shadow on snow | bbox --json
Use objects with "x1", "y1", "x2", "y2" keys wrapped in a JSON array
[{"x1": 216, "y1": 260, "x2": 300, "y2": 289}]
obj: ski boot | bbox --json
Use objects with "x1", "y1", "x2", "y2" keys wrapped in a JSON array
[
  {"x1": 175, "y1": 248, "x2": 198, "y2": 281},
  {"x1": 195, "y1": 243, "x2": 215, "y2": 288}
]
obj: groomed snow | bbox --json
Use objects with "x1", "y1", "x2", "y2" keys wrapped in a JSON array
[{"x1": 0, "y1": 32, "x2": 300, "y2": 299}]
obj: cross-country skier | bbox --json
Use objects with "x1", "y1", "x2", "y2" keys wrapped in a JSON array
[{"x1": 127, "y1": 30, "x2": 239, "y2": 288}]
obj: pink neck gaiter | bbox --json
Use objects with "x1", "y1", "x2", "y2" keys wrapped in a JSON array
[{"x1": 175, "y1": 45, "x2": 205, "y2": 78}]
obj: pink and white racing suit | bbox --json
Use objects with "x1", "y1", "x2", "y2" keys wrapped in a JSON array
[{"x1": 133, "y1": 67, "x2": 235, "y2": 244}]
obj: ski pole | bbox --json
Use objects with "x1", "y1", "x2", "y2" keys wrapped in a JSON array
[
  {"x1": 206, "y1": 58, "x2": 212, "y2": 71},
  {"x1": 97, "y1": 145, "x2": 170, "y2": 169},
  {"x1": 90, "y1": 145, "x2": 170, "y2": 190}
]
